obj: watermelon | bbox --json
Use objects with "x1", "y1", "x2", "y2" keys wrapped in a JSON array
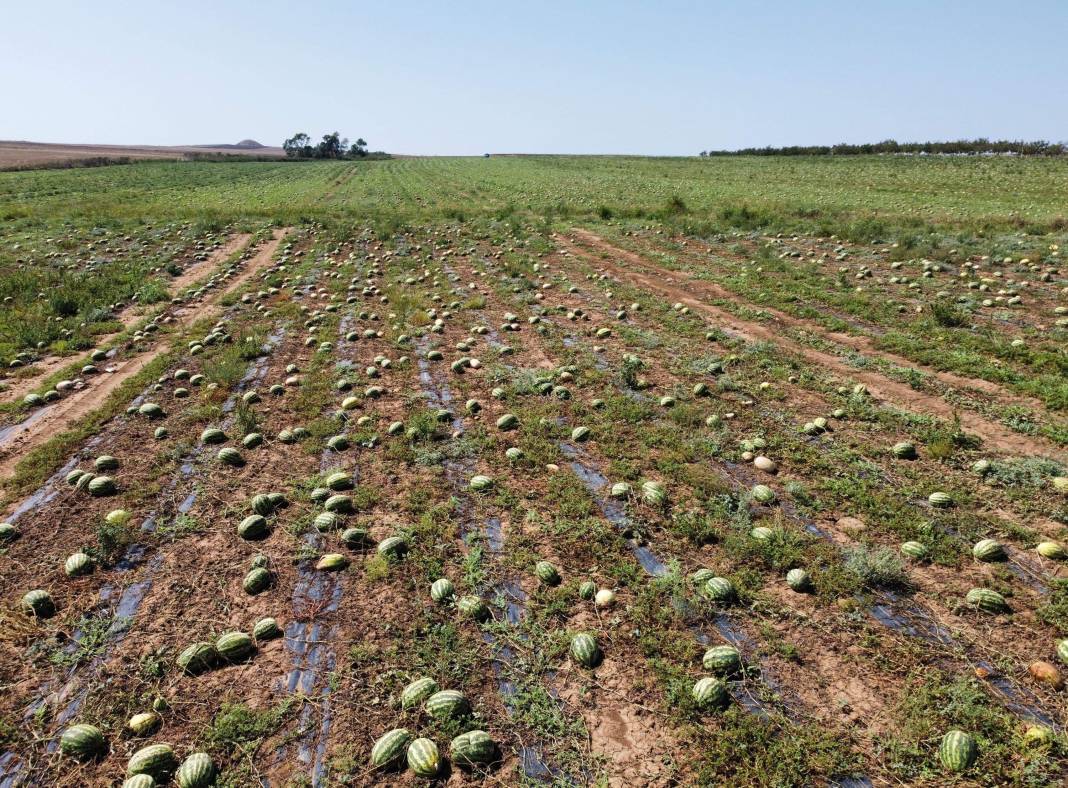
[
  {"x1": 139, "y1": 403, "x2": 165, "y2": 419},
  {"x1": 702, "y1": 644, "x2": 741, "y2": 674},
  {"x1": 401, "y1": 677, "x2": 439, "y2": 709},
  {"x1": 570, "y1": 632, "x2": 601, "y2": 668},
  {"x1": 692, "y1": 677, "x2": 728, "y2": 709},
  {"x1": 253, "y1": 618, "x2": 282, "y2": 641},
  {"x1": 250, "y1": 494, "x2": 275, "y2": 516},
  {"x1": 1023, "y1": 725, "x2": 1054, "y2": 748},
  {"x1": 578, "y1": 581, "x2": 596, "y2": 600},
  {"x1": 900, "y1": 541, "x2": 928, "y2": 561},
  {"x1": 928, "y1": 491, "x2": 953, "y2": 508},
  {"x1": 535, "y1": 560, "x2": 561, "y2": 585},
  {"x1": 450, "y1": 730, "x2": 497, "y2": 767},
  {"x1": 315, "y1": 512, "x2": 341, "y2": 532},
  {"x1": 641, "y1": 480, "x2": 666, "y2": 506},
  {"x1": 496, "y1": 414, "x2": 518, "y2": 430},
  {"x1": 610, "y1": 482, "x2": 632, "y2": 499},
  {"x1": 1057, "y1": 638, "x2": 1068, "y2": 666},
  {"x1": 21, "y1": 589, "x2": 55, "y2": 618},
  {"x1": 177, "y1": 642, "x2": 219, "y2": 675},
  {"x1": 243, "y1": 567, "x2": 272, "y2": 595},
  {"x1": 1036, "y1": 541, "x2": 1067, "y2": 560},
  {"x1": 0, "y1": 522, "x2": 15, "y2": 542},
  {"x1": 972, "y1": 539, "x2": 1005, "y2": 562},
  {"x1": 65, "y1": 552, "x2": 95, "y2": 577},
  {"x1": 595, "y1": 589, "x2": 616, "y2": 608},
  {"x1": 891, "y1": 442, "x2": 917, "y2": 460},
  {"x1": 127, "y1": 743, "x2": 178, "y2": 780},
  {"x1": 324, "y1": 494, "x2": 353, "y2": 514},
  {"x1": 217, "y1": 447, "x2": 244, "y2": 467},
  {"x1": 238, "y1": 515, "x2": 269, "y2": 540},
  {"x1": 370, "y1": 728, "x2": 411, "y2": 768},
  {"x1": 88, "y1": 476, "x2": 117, "y2": 496},
  {"x1": 175, "y1": 752, "x2": 215, "y2": 788},
  {"x1": 316, "y1": 553, "x2": 349, "y2": 571},
  {"x1": 786, "y1": 568, "x2": 811, "y2": 592},
  {"x1": 200, "y1": 428, "x2": 226, "y2": 444},
  {"x1": 59, "y1": 723, "x2": 105, "y2": 760},
  {"x1": 458, "y1": 595, "x2": 489, "y2": 621},
  {"x1": 750, "y1": 485, "x2": 776, "y2": 504},
  {"x1": 341, "y1": 527, "x2": 370, "y2": 548},
  {"x1": 216, "y1": 631, "x2": 254, "y2": 662},
  {"x1": 127, "y1": 712, "x2": 160, "y2": 736},
  {"x1": 377, "y1": 536, "x2": 407, "y2": 560},
  {"x1": 750, "y1": 526, "x2": 774, "y2": 541},
  {"x1": 469, "y1": 474, "x2": 493, "y2": 493},
  {"x1": 690, "y1": 568, "x2": 715, "y2": 586},
  {"x1": 571, "y1": 426, "x2": 591, "y2": 442},
  {"x1": 426, "y1": 689, "x2": 470, "y2": 719},
  {"x1": 938, "y1": 729, "x2": 976, "y2": 772},
  {"x1": 704, "y1": 577, "x2": 735, "y2": 604},
  {"x1": 966, "y1": 588, "x2": 1008, "y2": 613},
  {"x1": 325, "y1": 471, "x2": 353, "y2": 491},
  {"x1": 94, "y1": 455, "x2": 119, "y2": 471},
  {"x1": 407, "y1": 737, "x2": 440, "y2": 778},
  {"x1": 430, "y1": 578, "x2": 454, "y2": 603}
]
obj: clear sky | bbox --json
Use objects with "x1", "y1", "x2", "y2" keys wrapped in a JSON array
[{"x1": 4, "y1": 0, "x2": 1066, "y2": 155}]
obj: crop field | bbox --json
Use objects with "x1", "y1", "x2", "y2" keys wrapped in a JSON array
[{"x1": 0, "y1": 155, "x2": 1066, "y2": 787}]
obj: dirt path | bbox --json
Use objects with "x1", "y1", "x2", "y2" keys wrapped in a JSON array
[
  {"x1": 569, "y1": 228, "x2": 1057, "y2": 418},
  {"x1": 0, "y1": 233, "x2": 253, "y2": 406},
  {"x1": 0, "y1": 230, "x2": 288, "y2": 480},
  {"x1": 557, "y1": 232, "x2": 1065, "y2": 461}
]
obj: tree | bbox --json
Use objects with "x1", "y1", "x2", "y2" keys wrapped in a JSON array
[
  {"x1": 283, "y1": 132, "x2": 311, "y2": 158},
  {"x1": 316, "y1": 132, "x2": 346, "y2": 159},
  {"x1": 350, "y1": 138, "x2": 368, "y2": 157}
]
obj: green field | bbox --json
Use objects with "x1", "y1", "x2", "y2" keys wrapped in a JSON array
[{"x1": 0, "y1": 156, "x2": 1066, "y2": 786}]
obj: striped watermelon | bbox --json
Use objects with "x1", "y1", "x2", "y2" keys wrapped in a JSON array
[
  {"x1": 891, "y1": 441, "x2": 917, "y2": 459},
  {"x1": 469, "y1": 475, "x2": 494, "y2": 492},
  {"x1": 127, "y1": 743, "x2": 178, "y2": 780},
  {"x1": 370, "y1": 728, "x2": 411, "y2": 768},
  {"x1": 177, "y1": 642, "x2": 219, "y2": 675},
  {"x1": 238, "y1": 515, "x2": 268, "y2": 540},
  {"x1": 570, "y1": 632, "x2": 601, "y2": 668},
  {"x1": 1058, "y1": 638, "x2": 1068, "y2": 666},
  {"x1": 200, "y1": 427, "x2": 226, "y2": 444},
  {"x1": 249, "y1": 494, "x2": 274, "y2": 516},
  {"x1": 377, "y1": 536, "x2": 408, "y2": 560},
  {"x1": 407, "y1": 737, "x2": 440, "y2": 778},
  {"x1": 426, "y1": 689, "x2": 469, "y2": 720},
  {"x1": 578, "y1": 581, "x2": 596, "y2": 600},
  {"x1": 450, "y1": 730, "x2": 497, "y2": 767},
  {"x1": 216, "y1": 631, "x2": 254, "y2": 662},
  {"x1": 122, "y1": 776, "x2": 155, "y2": 788},
  {"x1": 401, "y1": 677, "x2": 438, "y2": 709},
  {"x1": 750, "y1": 485, "x2": 776, "y2": 504},
  {"x1": 966, "y1": 588, "x2": 1008, "y2": 613},
  {"x1": 243, "y1": 567, "x2": 272, "y2": 594},
  {"x1": 175, "y1": 752, "x2": 215, "y2": 788},
  {"x1": 702, "y1": 644, "x2": 741, "y2": 674},
  {"x1": 325, "y1": 471, "x2": 353, "y2": 491},
  {"x1": 65, "y1": 552, "x2": 95, "y2": 577},
  {"x1": 535, "y1": 560, "x2": 561, "y2": 585},
  {"x1": 430, "y1": 578, "x2": 454, "y2": 603},
  {"x1": 88, "y1": 476, "x2": 117, "y2": 496},
  {"x1": 324, "y1": 494, "x2": 353, "y2": 514},
  {"x1": 21, "y1": 589, "x2": 56, "y2": 618},
  {"x1": 785, "y1": 568, "x2": 811, "y2": 592},
  {"x1": 928, "y1": 491, "x2": 953, "y2": 508},
  {"x1": 59, "y1": 723, "x2": 105, "y2": 760},
  {"x1": 692, "y1": 677, "x2": 728, "y2": 709},
  {"x1": 704, "y1": 577, "x2": 735, "y2": 604},
  {"x1": 253, "y1": 618, "x2": 282, "y2": 641},
  {"x1": 972, "y1": 539, "x2": 1005, "y2": 562},
  {"x1": 216, "y1": 447, "x2": 244, "y2": 467},
  {"x1": 900, "y1": 541, "x2": 928, "y2": 561},
  {"x1": 341, "y1": 527, "x2": 370, "y2": 548},
  {"x1": 938, "y1": 729, "x2": 976, "y2": 772},
  {"x1": 458, "y1": 595, "x2": 489, "y2": 621}
]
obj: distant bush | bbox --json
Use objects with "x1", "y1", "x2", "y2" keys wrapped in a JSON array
[{"x1": 701, "y1": 138, "x2": 1067, "y2": 157}]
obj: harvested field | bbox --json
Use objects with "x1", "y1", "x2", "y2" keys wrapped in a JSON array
[{"x1": 0, "y1": 156, "x2": 1065, "y2": 786}]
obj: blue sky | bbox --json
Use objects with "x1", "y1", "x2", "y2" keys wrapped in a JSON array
[{"x1": 4, "y1": 0, "x2": 1065, "y2": 155}]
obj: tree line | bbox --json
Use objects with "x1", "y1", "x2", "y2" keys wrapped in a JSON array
[
  {"x1": 698, "y1": 139, "x2": 1067, "y2": 157},
  {"x1": 282, "y1": 132, "x2": 388, "y2": 159}
]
